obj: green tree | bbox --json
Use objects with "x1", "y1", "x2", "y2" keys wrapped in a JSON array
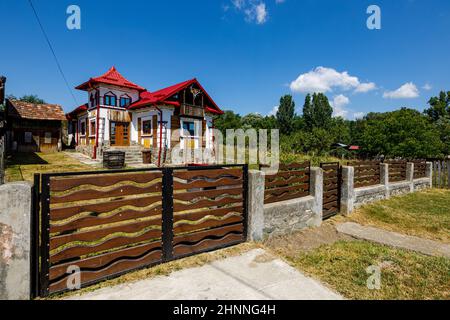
[
  {"x1": 16, "y1": 94, "x2": 46, "y2": 104},
  {"x1": 276, "y1": 95, "x2": 295, "y2": 135},
  {"x1": 303, "y1": 93, "x2": 333, "y2": 131},
  {"x1": 424, "y1": 91, "x2": 450, "y2": 121},
  {"x1": 213, "y1": 110, "x2": 242, "y2": 134},
  {"x1": 359, "y1": 108, "x2": 443, "y2": 158}
]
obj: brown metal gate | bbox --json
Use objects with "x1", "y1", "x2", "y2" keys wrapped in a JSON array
[
  {"x1": 320, "y1": 162, "x2": 341, "y2": 220},
  {"x1": 31, "y1": 164, "x2": 248, "y2": 297}
]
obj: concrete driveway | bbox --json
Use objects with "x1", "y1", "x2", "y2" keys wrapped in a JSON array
[{"x1": 67, "y1": 249, "x2": 343, "y2": 300}]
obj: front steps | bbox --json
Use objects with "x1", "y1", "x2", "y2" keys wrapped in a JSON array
[{"x1": 104, "y1": 146, "x2": 144, "y2": 166}]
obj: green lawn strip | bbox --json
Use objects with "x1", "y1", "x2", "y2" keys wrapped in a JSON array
[
  {"x1": 275, "y1": 240, "x2": 450, "y2": 300},
  {"x1": 5, "y1": 152, "x2": 97, "y2": 182},
  {"x1": 349, "y1": 189, "x2": 450, "y2": 243}
]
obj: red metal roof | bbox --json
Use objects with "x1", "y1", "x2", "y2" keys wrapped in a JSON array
[
  {"x1": 128, "y1": 78, "x2": 223, "y2": 114},
  {"x1": 76, "y1": 67, "x2": 146, "y2": 92}
]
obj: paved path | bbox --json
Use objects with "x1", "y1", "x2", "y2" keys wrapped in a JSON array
[
  {"x1": 337, "y1": 222, "x2": 450, "y2": 258},
  {"x1": 64, "y1": 152, "x2": 101, "y2": 166},
  {"x1": 67, "y1": 249, "x2": 343, "y2": 300}
]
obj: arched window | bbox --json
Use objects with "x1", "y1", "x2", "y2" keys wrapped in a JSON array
[
  {"x1": 104, "y1": 91, "x2": 117, "y2": 106},
  {"x1": 119, "y1": 94, "x2": 132, "y2": 107}
]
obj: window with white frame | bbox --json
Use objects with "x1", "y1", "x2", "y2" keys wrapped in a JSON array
[{"x1": 181, "y1": 119, "x2": 199, "y2": 149}]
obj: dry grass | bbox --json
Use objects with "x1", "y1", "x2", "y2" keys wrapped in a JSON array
[
  {"x1": 45, "y1": 242, "x2": 259, "y2": 300},
  {"x1": 276, "y1": 240, "x2": 450, "y2": 300},
  {"x1": 347, "y1": 189, "x2": 450, "y2": 243},
  {"x1": 5, "y1": 152, "x2": 95, "y2": 182}
]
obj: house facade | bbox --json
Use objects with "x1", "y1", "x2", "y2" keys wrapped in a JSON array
[
  {"x1": 67, "y1": 67, "x2": 223, "y2": 165},
  {"x1": 5, "y1": 99, "x2": 66, "y2": 153}
]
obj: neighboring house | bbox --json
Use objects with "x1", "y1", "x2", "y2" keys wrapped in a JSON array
[
  {"x1": 6, "y1": 99, "x2": 66, "y2": 153},
  {"x1": 67, "y1": 66, "x2": 223, "y2": 165}
]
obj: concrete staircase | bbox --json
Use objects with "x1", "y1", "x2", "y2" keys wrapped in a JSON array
[{"x1": 105, "y1": 146, "x2": 144, "y2": 166}]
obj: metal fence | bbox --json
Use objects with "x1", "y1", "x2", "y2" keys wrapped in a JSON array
[
  {"x1": 32, "y1": 164, "x2": 248, "y2": 297},
  {"x1": 0, "y1": 133, "x2": 5, "y2": 185}
]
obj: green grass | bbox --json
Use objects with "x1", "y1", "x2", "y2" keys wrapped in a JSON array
[
  {"x1": 277, "y1": 240, "x2": 450, "y2": 300},
  {"x1": 5, "y1": 152, "x2": 96, "y2": 182},
  {"x1": 348, "y1": 189, "x2": 450, "y2": 243}
]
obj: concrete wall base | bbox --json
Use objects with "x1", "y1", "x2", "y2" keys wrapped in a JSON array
[{"x1": 0, "y1": 182, "x2": 32, "y2": 300}]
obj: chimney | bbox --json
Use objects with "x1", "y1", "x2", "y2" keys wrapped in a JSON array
[{"x1": 0, "y1": 76, "x2": 6, "y2": 105}]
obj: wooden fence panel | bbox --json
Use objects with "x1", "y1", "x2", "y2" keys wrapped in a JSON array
[
  {"x1": 35, "y1": 165, "x2": 248, "y2": 297},
  {"x1": 348, "y1": 161, "x2": 381, "y2": 188},
  {"x1": 385, "y1": 160, "x2": 407, "y2": 182},
  {"x1": 44, "y1": 170, "x2": 164, "y2": 295},
  {"x1": 412, "y1": 160, "x2": 427, "y2": 179},
  {"x1": 172, "y1": 166, "x2": 246, "y2": 258},
  {"x1": 320, "y1": 162, "x2": 340, "y2": 219},
  {"x1": 262, "y1": 162, "x2": 310, "y2": 204},
  {"x1": 433, "y1": 160, "x2": 450, "y2": 188}
]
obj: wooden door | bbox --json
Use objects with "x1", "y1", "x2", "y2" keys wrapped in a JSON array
[{"x1": 111, "y1": 122, "x2": 130, "y2": 146}]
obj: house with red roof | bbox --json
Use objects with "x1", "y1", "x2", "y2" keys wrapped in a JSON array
[{"x1": 67, "y1": 67, "x2": 223, "y2": 165}]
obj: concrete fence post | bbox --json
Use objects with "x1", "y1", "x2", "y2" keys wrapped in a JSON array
[
  {"x1": 340, "y1": 166, "x2": 354, "y2": 215},
  {"x1": 247, "y1": 170, "x2": 265, "y2": 241},
  {"x1": 380, "y1": 163, "x2": 390, "y2": 198},
  {"x1": 0, "y1": 182, "x2": 32, "y2": 300},
  {"x1": 406, "y1": 162, "x2": 414, "y2": 192},
  {"x1": 310, "y1": 167, "x2": 323, "y2": 224},
  {"x1": 426, "y1": 161, "x2": 433, "y2": 187}
]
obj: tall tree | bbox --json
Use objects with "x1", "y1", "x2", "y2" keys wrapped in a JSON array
[
  {"x1": 303, "y1": 93, "x2": 333, "y2": 131},
  {"x1": 276, "y1": 95, "x2": 295, "y2": 134},
  {"x1": 424, "y1": 91, "x2": 450, "y2": 121},
  {"x1": 302, "y1": 94, "x2": 313, "y2": 131}
]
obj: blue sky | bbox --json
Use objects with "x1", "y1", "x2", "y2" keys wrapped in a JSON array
[{"x1": 1, "y1": 0, "x2": 449, "y2": 118}]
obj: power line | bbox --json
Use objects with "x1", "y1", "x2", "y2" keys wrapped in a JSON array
[{"x1": 27, "y1": 0, "x2": 79, "y2": 106}]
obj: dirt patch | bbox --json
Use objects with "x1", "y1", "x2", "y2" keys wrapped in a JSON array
[{"x1": 263, "y1": 219, "x2": 354, "y2": 256}]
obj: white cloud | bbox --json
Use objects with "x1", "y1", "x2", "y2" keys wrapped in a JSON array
[
  {"x1": 232, "y1": 0, "x2": 245, "y2": 9},
  {"x1": 289, "y1": 67, "x2": 376, "y2": 94},
  {"x1": 422, "y1": 83, "x2": 432, "y2": 91},
  {"x1": 383, "y1": 82, "x2": 420, "y2": 99},
  {"x1": 230, "y1": 0, "x2": 269, "y2": 24},
  {"x1": 268, "y1": 105, "x2": 278, "y2": 116},
  {"x1": 331, "y1": 94, "x2": 350, "y2": 118},
  {"x1": 254, "y1": 3, "x2": 268, "y2": 24},
  {"x1": 355, "y1": 82, "x2": 377, "y2": 93}
]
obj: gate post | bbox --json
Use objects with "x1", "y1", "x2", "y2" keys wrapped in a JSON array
[
  {"x1": 310, "y1": 167, "x2": 323, "y2": 223},
  {"x1": 406, "y1": 162, "x2": 414, "y2": 192},
  {"x1": 426, "y1": 161, "x2": 433, "y2": 188},
  {"x1": 246, "y1": 169, "x2": 264, "y2": 241},
  {"x1": 161, "y1": 168, "x2": 174, "y2": 261},
  {"x1": 30, "y1": 174, "x2": 41, "y2": 298},
  {"x1": 380, "y1": 163, "x2": 390, "y2": 199},
  {"x1": 340, "y1": 166, "x2": 354, "y2": 215},
  {"x1": 39, "y1": 175, "x2": 50, "y2": 297}
]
